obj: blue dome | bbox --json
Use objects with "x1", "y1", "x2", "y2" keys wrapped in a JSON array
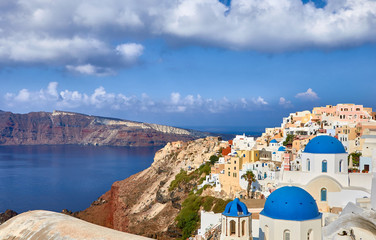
[
  {"x1": 260, "y1": 186, "x2": 321, "y2": 221},
  {"x1": 223, "y1": 198, "x2": 251, "y2": 217},
  {"x1": 270, "y1": 139, "x2": 278, "y2": 143},
  {"x1": 304, "y1": 135, "x2": 346, "y2": 154},
  {"x1": 277, "y1": 146, "x2": 286, "y2": 151}
]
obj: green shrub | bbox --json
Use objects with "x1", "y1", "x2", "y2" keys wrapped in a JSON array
[
  {"x1": 176, "y1": 194, "x2": 231, "y2": 239},
  {"x1": 169, "y1": 169, "x2": 196, "y2": 191},
  {"x1": 198, "y1": 176, "x2": 206, "y2": 184},
  {"x1": 199, "y1": 162, "x2": 211, "y2": 175},
  {"x1": 209, "y1": 155, "x2": 219, "y2": 165},
  {"x1": 212, "y1": 199, "x2": 232, "y2": 213},
  {"x1": 202, "y1": 196, "x2": 214, "y2": 211},
  {"x1": 176, "y1": 195, "x2": 202, "y2": 239}
]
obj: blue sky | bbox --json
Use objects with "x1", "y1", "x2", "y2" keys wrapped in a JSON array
[{"x1": 0, "y1": 0, "x2": 375, "y2": 132}]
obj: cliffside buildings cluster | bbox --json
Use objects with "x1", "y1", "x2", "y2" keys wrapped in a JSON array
[{"x1": 196, "y1": 104, "x2": 376, "y2": 240}]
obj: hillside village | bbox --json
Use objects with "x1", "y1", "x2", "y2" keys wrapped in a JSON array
[
  {"x1": 192, "y1": 103, "x2": 376, "y2": 240},
  {"x1": 2, "y1": 103, "x2": 376, "y2": 240}
]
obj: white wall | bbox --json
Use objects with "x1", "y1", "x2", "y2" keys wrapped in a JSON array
[
  {"x1": 233, "y1": 134, "x2": 256, "y2": 151},
  {"x1": 349, "y1": 173, "x2": 373, "y2": 190},
  {"x1": 259, "y1": 215, "x2": 321, "y2": 240},
  {"x1": 198, "y1": 211, "x2": 221, "y2": 236},
  {"x1": 328, "y1": 190, "x2": 370, "y2": 209}
]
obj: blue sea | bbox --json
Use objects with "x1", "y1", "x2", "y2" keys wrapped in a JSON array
[{"x1": 0, "y1": 145, "x2": 159, "y2": 213}]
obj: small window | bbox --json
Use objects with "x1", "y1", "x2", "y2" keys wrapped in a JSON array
[
  {"x1": 228, "y1": 172, "x2": 230, "y2": 176},
  {"x1": 307, "y1": 159, "x2": 310, "y2": 171},
  {"x1": 284, "y1": 230, "x2": 291, "y2": 240},
  {"x1": 322, "y1": 160, "x2": 327, "y2": 173},
  {"x1": 321, "y1": 188, "x2": 327, "y2": 201},
  {"x1": 307, "y1": 229, "x2": 313, "y2": 240}
]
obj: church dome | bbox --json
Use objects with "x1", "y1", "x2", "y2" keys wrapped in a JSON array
[
  {"x1": 260, "y1": 186, "x2": 321, "y2": 221},
  {"x1": 277, "y1": 146, "x2": 286, "y2": 151},
  {"x1": 222, "y1": 198, "x2": 251, "y2": 217},
  {"x1": 304, "y1": 135, "x2": 346, "y2": 154}
]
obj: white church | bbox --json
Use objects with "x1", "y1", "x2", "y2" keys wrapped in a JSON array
[
  {"x1": 219, "y1": 186, "x2": 323, "y2": 240},
  {"x1": 280, "y1": 135, "x2": 372, "y2": 212}
]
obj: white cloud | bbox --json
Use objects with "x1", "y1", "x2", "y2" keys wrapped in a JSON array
[
  {"x1": 279, "y1": 97, "x2": 293, "y2": 108},
  {"x1": 295, "y1": 88, "x2": 319, "y2": 100},
  {"x1": 0, "y1": 33, "x2": 143, "y2": 75},
  {"x1": 252, "y1": 96, "x2": 268, "y2": 105},
  {"x1": 170, "y1": 92, "x2": 181, "y2": 105},
  {"x1": 0, "y1": 36, "x2": 109, "y2": 63},
  {"x1": 66, "y1": 64, "x2": 115, "y2": 76},
  {"x1": 3, "y1": 82, "x2": 273, "y2": 114},
  {"x1": 14, "y1": 89, "x2": 30, "y2": 102},
  {"x1": 116, "y1": 43, "x2": 144, "y2": 62},
  {"x1": 0, "y1": 0, "x2": 374, "y2": 75},
  {"x1": 46, "y1": 82, "x2": 59, "y2": 98}
]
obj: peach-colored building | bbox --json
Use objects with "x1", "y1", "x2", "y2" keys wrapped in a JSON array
[
  {"x1": 335, "y1": 104, "x2": 373, "y2": 122},
  {"x1": 312, "y1": 105, "x2": 336, "y2": 116},
  {"x1": 314, "y1": 104, "x2": 373, "y2": 123},
  {"x1": 356, "y1": 122, "x2": 376, "y2": 136},
  {"x1": 292, "y1": 136, "x2": 315, "y2": 153},
  {"x1": 211, "y1": 163, "x2": 225, "y2": 174}
]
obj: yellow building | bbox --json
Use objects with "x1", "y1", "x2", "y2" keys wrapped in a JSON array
[
  {"x1": 236, "y1": 150, "x2": 260, "y2": 165},
  {"x1": 335, "y1": 125, "x2": 357, "y2": 140},
  {"x1": 219, "y1": 156, "x2": 243, "y2": 197}
]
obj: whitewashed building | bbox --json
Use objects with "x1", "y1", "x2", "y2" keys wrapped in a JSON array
[
  {"x1": 259, "y1": 186, "x2": 322, "y2": 240},
  {"x1": 280, "y1": 135, "x2": 371, "y2": 212},
  {"x1": 233, "y1": 134, "x2": 256, "y2": 151}
]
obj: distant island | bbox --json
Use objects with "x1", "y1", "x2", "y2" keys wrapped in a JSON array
[{"x1": 0, "y1": 110, "x2": 230, "y2": 147}]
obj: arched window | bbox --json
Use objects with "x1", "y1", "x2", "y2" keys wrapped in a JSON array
[
  {"x1": 307, "y1": 159, "x2": 310, "y2": 171},
  {"x1": 321, "y1": 188, "x2": 327, "y2": 201},
  {"x1": 307, "y1": 229, "x2": 313, "y2": 240},
  {"x1": 339, "y1": 160, "x2": 343, "y2": 173},
  {"x1": 284, "y1": 230, "x2": 291, "y2": 240},
  {"x1": 242, "y1": 220, "x2": 246, "y2": 236},
  {"x1": 230, "y1": 220, "x2": 236, "y2": 235},
  {"x1": 322, "y1": 160, "x2": 327, "y2": 173},
  {"x1": 264, "y1": 225, "x2": 269, "y2": 240}
]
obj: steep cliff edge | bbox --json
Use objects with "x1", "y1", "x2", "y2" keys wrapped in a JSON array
[
  {"x1": 75, "y1": 137, "x2": 227, "y2": 239},
  {"x1": 0, "y1": 110, "x2": 215, "y2": 147}
]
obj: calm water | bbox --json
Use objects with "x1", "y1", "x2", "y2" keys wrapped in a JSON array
[{"x1": 0, "y1": 145, "x2": 159, "y2": 213}]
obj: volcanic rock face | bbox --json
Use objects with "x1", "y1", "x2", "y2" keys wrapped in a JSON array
[
  {"x1": 0, "y1": 210, "x2": 17, "y2": 225},
  {"x1": 0, "y1": 110, "x2": 211, "y2": 147},
  {"x1": 76, "y1": 137, "x2": 226, "y2": 239}
]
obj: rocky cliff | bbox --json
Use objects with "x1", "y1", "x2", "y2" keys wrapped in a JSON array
[
  {"x1": 0, "y1": 110, "x2": 215, "y2": 147},
  {"x1": 0, "y1": 210, "x2": 17, "y2": 225},
  {"x1": 74, "y1": 137, "x2": 227, "y2": 239}
]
